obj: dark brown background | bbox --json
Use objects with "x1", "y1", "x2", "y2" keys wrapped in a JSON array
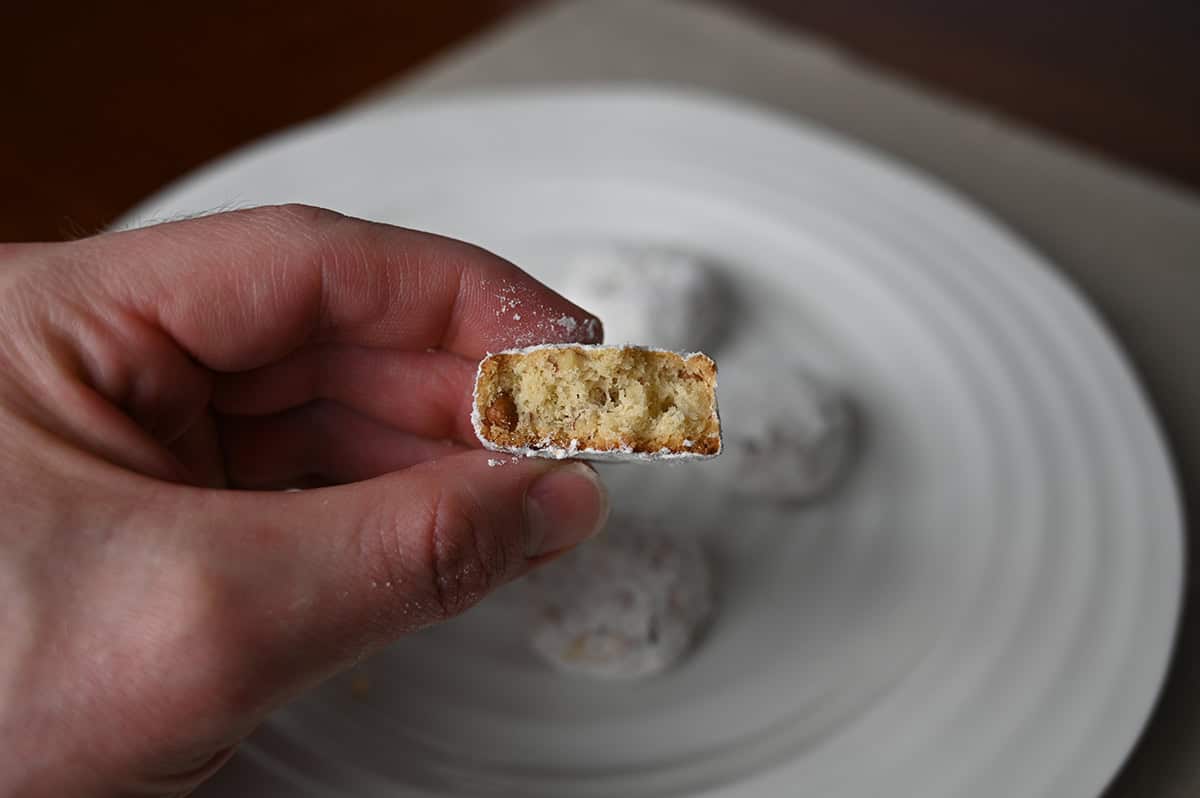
[{"x1": 1, "y1": 0, "x2": 1197, "y2": 243}]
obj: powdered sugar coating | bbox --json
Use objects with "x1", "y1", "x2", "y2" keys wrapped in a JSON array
[
  {"x1": 482, "y1": 277, "x2": 602, "y2": 349},
  {"x1": 486, "y1": 457, "x2": 520, "y2": 467},
  {"x1": 559, "y1": 245, "x2": 729, "y2": 353},
  {"x1": 524, "y1": 525, "x2": 713, "y2": 679},
  {"x1": 470, "y1": 344, "x2": 722, "y2": 462}
]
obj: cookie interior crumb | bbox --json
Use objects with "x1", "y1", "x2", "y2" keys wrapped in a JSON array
[{"x1": 475, "y1": 346, "x2": 720, "y2": 454}]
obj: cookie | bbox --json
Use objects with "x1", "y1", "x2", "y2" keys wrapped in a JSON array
[
  {"x1": 559, "y1": 245, "x2": 729, "y2": 353},
  {"x1": 472, "y1": 344, "x2": 721, "y2": 461},
  {"x1": 525, "y1": 526, "x2": 713, "y2": 679},
  {"x1": 716, "y1": 362, "x2": 855, "y2": 502}
]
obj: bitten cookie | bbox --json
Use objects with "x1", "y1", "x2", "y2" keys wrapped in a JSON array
[
  {"x1": 524, "y1": 525, "x2": 714, "y2": 679},
  {"x1": 472, "y1": 344, "x2": 721, "y2": 461}
]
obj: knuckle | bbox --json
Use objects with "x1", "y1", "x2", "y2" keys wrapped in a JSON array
[{"x1": 420, "y1": 487, "x2": 511, "y2": 621}]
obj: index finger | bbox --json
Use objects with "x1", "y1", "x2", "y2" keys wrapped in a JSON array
[{"x1": 77, "y1": 204, "x2": 602, "y2": 372}]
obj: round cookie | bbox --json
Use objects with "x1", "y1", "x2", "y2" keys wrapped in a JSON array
[
  {"x1": 558, "y1": 245, "x2": 728, "y2": 353},
  {"x1": 716, "y1": 362, "x2": 856, "y2": 503},
  {"x1": 524, "y1": 525, "x2": 714, "y2": 679}
]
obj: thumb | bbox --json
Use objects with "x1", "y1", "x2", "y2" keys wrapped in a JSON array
[
  {"x1": 197, "y1": 450, "x2": 608, "y2": 694},
  {"x1": 116, "y1": 452, "x2": 606, "y2": 793}
]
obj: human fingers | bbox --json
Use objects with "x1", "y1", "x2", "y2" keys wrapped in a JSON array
[
  {"x1": 145, "y1": 452, "x2": 608, "y2": 739},
  {"x1": 212, "y1": 346, "x2": 479, "y2": 445},
  {"x1": 69, "y1": 204, "x2": 601, "y2": 374},
  {"x1": 218, "y1": 400, "x2": 468, "y2": 488},
  {"x1": 5, "y1": 205, "x2": 600, "y2": 484}
]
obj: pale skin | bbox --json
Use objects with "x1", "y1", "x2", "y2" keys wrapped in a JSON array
[{"x1": 0, "y1": 205, "x2": 610, "y2": 797}]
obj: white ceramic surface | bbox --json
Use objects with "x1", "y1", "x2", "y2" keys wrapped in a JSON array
[{"x1": 123, "y1": 89, "x2": 1183, "y2": 798}]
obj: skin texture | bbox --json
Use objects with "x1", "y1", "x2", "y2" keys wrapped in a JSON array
[{"x1": 0, "y1": 205, "x2": 609, "y2": 797}]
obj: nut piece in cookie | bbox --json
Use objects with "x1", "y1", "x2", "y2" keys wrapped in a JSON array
[
  {"x1": 484, "y1": 393, "x2": 519, "y2": 431},
  {"x1": 472, "y1": 345, "x2": 721, "y2": 460}
]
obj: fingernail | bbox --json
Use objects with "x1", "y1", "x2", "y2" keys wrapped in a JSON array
[{"x1": 525, "y1": 462, "x2": 609, "y2": 556}]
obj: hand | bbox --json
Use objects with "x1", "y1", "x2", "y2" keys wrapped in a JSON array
[{"x1": 0, "y1": 205, "x2": 609, "y2": 797}]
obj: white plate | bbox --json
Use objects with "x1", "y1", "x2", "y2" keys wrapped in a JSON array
[{"x1": 123, "y1": 89, "x2": 1182, "y2": 798}]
